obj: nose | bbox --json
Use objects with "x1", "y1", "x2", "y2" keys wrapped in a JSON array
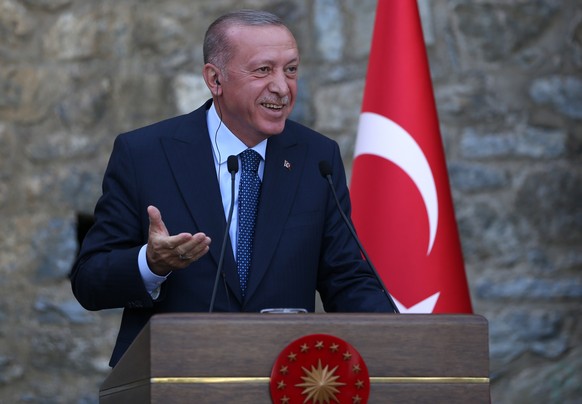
[{"x1": 268, "y1": 70, "x2": 290, "y2": 96}]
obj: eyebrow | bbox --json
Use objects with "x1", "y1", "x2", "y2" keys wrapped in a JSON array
[{"x1": 248, "y1": 50, "x2": 300, "y2": 66}]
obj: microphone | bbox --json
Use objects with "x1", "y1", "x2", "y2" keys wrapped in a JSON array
[
  {"x1": 318, "y1": 161, "x2": 399, "y2": 313},
  {"x1": 209, "y1": 155, "x2": 239, "y2": 312}
]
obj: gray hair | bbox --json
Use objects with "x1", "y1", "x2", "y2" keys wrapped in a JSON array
[{"x1": 203, "y1": 9, "x2": 287, "y2": 71}]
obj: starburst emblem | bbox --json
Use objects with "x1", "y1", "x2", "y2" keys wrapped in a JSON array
[
  {"x1": 270, "y1": 334, "x2": 370, "y2": 403},
  {"x1": 295, "y1": 359, "x2": 346, "y2": 403}
]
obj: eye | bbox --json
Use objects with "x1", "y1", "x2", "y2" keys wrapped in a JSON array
[
  {"x1": 285, "y1": 65, "x2": 298, "y2": 76},
  {"x1": 256, "y1": 66, "x2": 271, "y2": 74}
]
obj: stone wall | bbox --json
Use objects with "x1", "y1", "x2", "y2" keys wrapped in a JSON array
[{"x1": 1, "y1": 0, "x2": 580, "y2": 402}]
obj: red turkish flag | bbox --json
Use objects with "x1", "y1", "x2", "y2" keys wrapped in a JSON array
[{"x1": 350, "y1": 0, "x2": 472, "y2": 313}]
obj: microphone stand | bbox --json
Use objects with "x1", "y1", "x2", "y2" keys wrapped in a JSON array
[{"x1": 209, "y1": 155, "x2": 238, "y2": 312}]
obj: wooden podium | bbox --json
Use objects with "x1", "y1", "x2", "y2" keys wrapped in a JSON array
[{"x1": 99, "y1": 313, "x2": 489, "y2": 403}]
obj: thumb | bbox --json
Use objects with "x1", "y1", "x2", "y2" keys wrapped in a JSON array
[{"x1": 147, "y1": 205, "x2": 169, "y2": 237}]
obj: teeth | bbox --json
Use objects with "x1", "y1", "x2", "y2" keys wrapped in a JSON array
[{"x1": 263, "y1": 103, "x2": 283, "y2": 109}]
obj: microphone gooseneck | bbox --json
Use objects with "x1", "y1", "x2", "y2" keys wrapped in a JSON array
[
  {"x1": 318, "y1": 160, "x2": 400, "y2": 313},
  {"x1": 209, "y1": 155, "x2": 239, "y2": 312}
]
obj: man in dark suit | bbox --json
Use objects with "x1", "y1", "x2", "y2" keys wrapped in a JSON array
[{"x1": 71, "y1": 9, "x2": 396, "y2": 367}]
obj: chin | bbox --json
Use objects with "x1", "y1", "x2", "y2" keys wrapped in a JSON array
[{"x1": 260, "y1": 123, "x2": 287, "y2": 136}]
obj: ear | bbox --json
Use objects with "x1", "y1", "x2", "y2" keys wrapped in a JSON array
[{"x1": 203, "y1": 64, "x2": 222, "y2": 96}]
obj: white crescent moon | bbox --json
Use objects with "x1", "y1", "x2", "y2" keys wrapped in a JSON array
[{"x1": 354, "y1": 112, "x2": 438, "y2": 255}]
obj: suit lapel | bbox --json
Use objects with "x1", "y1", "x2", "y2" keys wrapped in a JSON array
[
  {"x1": 244, "y1": 131, "x2": 306, "y2": 302},
  {"x1": 160, "y1": 104, "x2": 241, "y2": 303}
]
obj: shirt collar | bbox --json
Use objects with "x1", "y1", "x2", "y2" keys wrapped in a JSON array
[{"x1": 207, "y1": 102, "x2": 267, "y2": 165}]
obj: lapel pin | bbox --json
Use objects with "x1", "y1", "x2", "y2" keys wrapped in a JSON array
[{"x1": 283, "y1": 160, "x2": 292, "y2": 170}]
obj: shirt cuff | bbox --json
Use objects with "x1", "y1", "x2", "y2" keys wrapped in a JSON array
[{"x1": 138, "y1": 244, "x2": 168, "y2": 299}]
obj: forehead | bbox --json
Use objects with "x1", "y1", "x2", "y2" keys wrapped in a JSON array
[{"x1": 226, "y1": 24, "x2": 299, "y2": 61}]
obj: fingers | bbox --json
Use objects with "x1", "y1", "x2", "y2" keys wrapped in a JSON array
[
  {"x1": 148, "y1": 232, "x2": 211, "y2": 275},
  {"x1": 174, "y1": 233, "x2": 211, "y2": 261}
]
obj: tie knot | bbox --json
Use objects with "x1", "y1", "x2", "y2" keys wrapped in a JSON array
[{"x1": 240, "y1": 149, "x2": 261, "y2": 173}]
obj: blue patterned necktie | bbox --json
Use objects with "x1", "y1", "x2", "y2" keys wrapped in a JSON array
[{"x1": 237, "y1": 149, "x2": 262, "y2": 296}]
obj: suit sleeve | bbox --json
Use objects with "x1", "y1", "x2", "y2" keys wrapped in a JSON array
[{"x1": 70, "y1": 135, "x2": 153, "y2": 311}]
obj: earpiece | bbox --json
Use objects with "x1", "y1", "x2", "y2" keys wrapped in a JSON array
[{"x1": 214, "y1": 79, "x2": 220, "y2": 96}]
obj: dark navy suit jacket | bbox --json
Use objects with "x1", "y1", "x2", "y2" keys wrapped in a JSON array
[{"x1": 71, "y1": 100, "x2": 394, "y2": 366}]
